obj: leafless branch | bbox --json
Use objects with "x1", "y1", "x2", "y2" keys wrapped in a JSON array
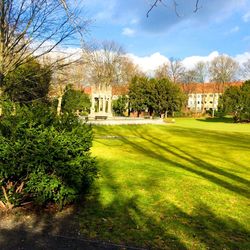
[{"x1": 147, "y1": 0, "x2": 201, "y2": 17}]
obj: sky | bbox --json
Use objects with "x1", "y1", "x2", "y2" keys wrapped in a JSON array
[{"x1": 80, "y1": 0, "x2": 250, "y2": 73}]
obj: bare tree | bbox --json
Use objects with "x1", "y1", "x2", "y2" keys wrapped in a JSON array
[
  {"x1": 84, "y1": 41, "x2": 126, "y2": 88},
  {"x1": 117, "y1": 56, "x2": 144, "y2": 84},
  {"x1": 168, "y1": 57, "x2": 185, "y2": 83},
  {"x1": 0, "y1": 0, "x2": 87, "y2": 87},
  {"x1": 209, "y1": 55, "x2": 239, "y2": 117},
  {"x1": 154, "y1": 63, "x2": 169, "y2": 79},
  {"x1": 48, "y1": 54, "x2": 86, "y2": 116},
  {"x1": 194, "y1": 61, "x2": 208, "y2": 112},
  {"x1": 242, "y1": 59, "x2": 250, "y2": 80},
  {"x1": 182, "y1": 69, "x2": 197, "y2": 83},
  {"x1": 209, "y1": 55, "x2": 239, "y2": 91}
]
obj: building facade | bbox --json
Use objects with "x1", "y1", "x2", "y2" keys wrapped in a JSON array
[{"x1": 185, "y1": 82, "x2": 242, "y2": 113}]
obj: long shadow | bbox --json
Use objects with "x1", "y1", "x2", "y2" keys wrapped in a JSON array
[
  {"x1": 1, "y1": 156, "x2": 249, "y2": 249},
  {"x1": 146, "y1": 133, "x2": 250, "y2": 187},
  {"x1": 95, "y1": 126, "x2": 250, "y2": 199},
  {"x1": 196, "y1": 117, "x2": 234, "y2": 123},
  {"x1": 77, "y1": 164, "x2": 250, "y2": 249}
]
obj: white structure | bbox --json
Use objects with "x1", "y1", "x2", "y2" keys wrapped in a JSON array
[
  {"x1": 187, "y1": 93, "x2": 221, "y2": 112},
  {"x1": 89, "y1": 85, "x2": 113, "y2": 118}
]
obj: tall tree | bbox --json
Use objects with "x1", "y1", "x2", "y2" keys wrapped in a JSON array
[
  {"x1": 218, "y1": 81, "x2": 250, "y2": 122},
  {"x1": 194, "y1": 61, "x2": 208, "y2": 112},
  {"x1": 155, "y1": 63, "x2": 169, "y2": 79},
  {"x1": 209, "y1": 55, "x2": 239, "y2": 117},
  {"x1": 0, "y1": 0, "x2": 86, "y2": 86},
  {"x1": 4, "y1": 58, "x2": 51, "y2": 103},
  {"x1": 154, "y1": 78, "x2": 186, "y2": 117},
  {"x1": 128, "y1": 76, "x2": 148, "y2": 117},
  {"x1": 84, "y1": 41, "x2": 125, "y2": 88},
  {"x1": 209, "y1": 55, "x2": 239, "y2": 91},
  {"x1": 242, "y1": 59, "x2": 250, "y2": 80},
  {"x1": 168, "y1": 58, "x2": 185, "y2": 84}
]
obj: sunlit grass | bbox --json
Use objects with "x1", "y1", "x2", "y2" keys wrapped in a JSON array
[{"x1": 78, "y1": 118, "x2": 250, "y2": 249}]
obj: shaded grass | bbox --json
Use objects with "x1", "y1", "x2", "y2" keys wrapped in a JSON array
[{"x1": 78, "y1": 119, "x2": 250, "y2": 249}]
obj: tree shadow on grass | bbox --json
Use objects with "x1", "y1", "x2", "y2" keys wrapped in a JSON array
[
  {"x1": 96, "y1": 126, "x2": 250, "y2": 199},
  {"x1": 76, "y1": 164, "x2": 250, "y2": 249},
  {"x1": 196, "y1": 117, "x2": 234, "y2": 123}
]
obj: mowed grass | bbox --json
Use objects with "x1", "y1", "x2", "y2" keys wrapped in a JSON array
[{"x1": 78, "y1": 118, "x2": 250, "y2": 249}]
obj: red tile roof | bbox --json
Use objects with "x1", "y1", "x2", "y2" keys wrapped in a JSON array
[{"x1": 181, "y1": 81, "x2": 242, "y2": 94}]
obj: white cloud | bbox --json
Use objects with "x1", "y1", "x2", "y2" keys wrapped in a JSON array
[
  {"x1": 128, "y1": 51, "x2": 250, "y2": 75},
  {"x1": 234, "y1": 52, "x2": 250, "y2": 64},
  {"x1": 127, "y1": 52, "x2": 169, "y2": 74},
  {"x1": 182, "y1": 51, "x2": 219, "y2": 70},
  {"x1": 122, "y1": 27, "x2": 136, "y2": 36},
  {"x1": 243, "y1": 11, "x2": 250, "y2": 22}
]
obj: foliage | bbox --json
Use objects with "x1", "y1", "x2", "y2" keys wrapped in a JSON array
[
  {"x1": 218, "y1": 80, "x2": 250, "y2": 122},
  {"x1": 0, "y1": 103, "x2": 98, "y2": 208},
  {"x1": 128, "y1": 76, "x2": 186, "y2": 117},
  {"x1": 61, "y1": 86, "x2": 91, "y2": 114},
  {"x1": 112, "y1": 95, "x2": 128, "y2": 116},
  {"x1": 154, "y1": 78, "x2": 186, "y2": 116},
  {"x1": 3, "y1": 59, "x2": 51, "y2": 103},
  {"x1": 128, "y1": 76, "x2": 148, "y2": 116}
]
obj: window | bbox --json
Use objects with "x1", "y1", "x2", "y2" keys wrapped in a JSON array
[
  {"x1": 210, "y1": 94, "x2": 213, "y2": 97},
  {"x1": 198, "y1": 101, "x2": 200, "y2": 104}
]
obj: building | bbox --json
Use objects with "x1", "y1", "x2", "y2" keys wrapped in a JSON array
[{"x1": 184, "y1": 82, "x2": 242, "y2": 113}]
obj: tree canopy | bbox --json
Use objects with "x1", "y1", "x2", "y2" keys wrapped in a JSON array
[
  {"x1": 61, "y1": 86, "x2": 91, "y2": 114},
  {"x1": 218, "y1": 80, "x2": 250, "y2": 122},
  {"x1": 129, "y1": 76, "x2": 186, "y2": 117},
  {"x1": 4, "y1": 59, "x2": 52, "y2": 103}
]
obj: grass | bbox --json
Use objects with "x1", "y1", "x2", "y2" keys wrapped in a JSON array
[{"x1": 78, "y1": 118, "x2": 250, "y2": 249}]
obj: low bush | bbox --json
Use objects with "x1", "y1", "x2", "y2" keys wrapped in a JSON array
[{"x1": 0, "y1": 103, "x2": 98, "y2": 209}]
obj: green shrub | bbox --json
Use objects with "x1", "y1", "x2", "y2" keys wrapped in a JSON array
[{"x1": 0, "y1": 104, "x2": 98, "y2": 208}]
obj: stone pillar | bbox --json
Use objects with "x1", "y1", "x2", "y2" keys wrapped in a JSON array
[
  {"x1": 103, "y1": 96, "x2": 106, "y2": 114},
  {"x1": 98, "y1": 97, "x2": 101, "y2": 112},
  {"x1": 108, "y1": 96, "x2": 112, "y2": 115},
  {"x1": 90, "y1": 95, "x2": 95, "y2": 115}
]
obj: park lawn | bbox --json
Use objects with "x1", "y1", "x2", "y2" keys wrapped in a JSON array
[{"x1": 78, "y1": 118, "x2": 250, "y2": 249}]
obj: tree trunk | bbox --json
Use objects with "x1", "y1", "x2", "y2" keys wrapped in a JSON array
[{"x1": 57, "y1": 95, "x2": 63, "y2": 116}]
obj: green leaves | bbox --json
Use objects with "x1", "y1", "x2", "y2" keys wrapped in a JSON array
[
  {"x1": 218, "y1": 80, "x2": 250, "y2": 122},
  {"x1": 0, "y1": 105, "x2": 98, "y2": 208},
  {"x1": 61, "y1": 86, "x2": 91, "y2": 114},
  {"x1": 128, "y1": 77, "x2": 186, "y2": 117}
]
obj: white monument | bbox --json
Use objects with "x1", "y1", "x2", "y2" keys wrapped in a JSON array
[{"x1": 89, "y1": 85, "x2": 113, "y2": 119}]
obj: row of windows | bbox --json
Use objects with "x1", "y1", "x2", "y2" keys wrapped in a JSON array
[
  {"x1": 188, "y1": 94, "x2": 222, "y2": 98},
  {"x1": 189, "y1": 101, "x2": 215, "y2": 105}
]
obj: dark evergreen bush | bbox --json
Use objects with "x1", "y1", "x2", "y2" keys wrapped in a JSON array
[{"x1": 0, "y1": 104, "x2": 98, "y2": 208}]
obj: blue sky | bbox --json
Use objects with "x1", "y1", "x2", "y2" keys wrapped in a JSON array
[{"x1": 81, "y1": 0, "x2": 250, "y2": 72}]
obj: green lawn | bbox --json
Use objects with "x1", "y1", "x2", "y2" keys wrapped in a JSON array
[{"x1": 78, "y1": 118, "x2": 250, "y2": 249}]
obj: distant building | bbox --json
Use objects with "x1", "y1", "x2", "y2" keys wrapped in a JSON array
[{"x1": 183, "y1": 82, "x2": 242, "y2": 113}]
